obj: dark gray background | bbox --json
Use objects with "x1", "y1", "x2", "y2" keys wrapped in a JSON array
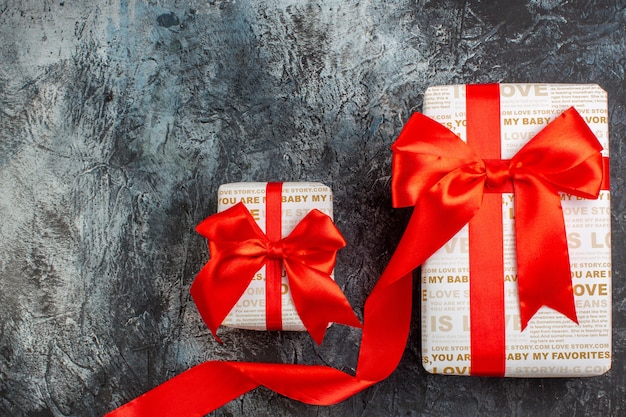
[{"x1": 1, "y1": 1, "x2": 625, "y2": 416}]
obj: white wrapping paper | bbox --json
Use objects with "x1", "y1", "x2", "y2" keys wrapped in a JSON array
[
  {"x1": 421, "y1": 84, "x2": 612, "y2": 377},
  {"x1": 217, "y1": 182, "x2": 334, "y2": 331}
]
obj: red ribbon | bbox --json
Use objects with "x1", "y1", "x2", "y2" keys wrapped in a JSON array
[
  {"x1": 392, "y1": 85, "x2": 607, "y2": 375},
  {"x1": 265, "y1": 181, "x2": 285, "y2": 331},
  {"x1": 106, "y1": 84, "x2": 608, "y2": 416},
  {"x1": 105, "y1": 203, "x2": 417, "y2": 417},
  {"x1": 190, "y1": 199, "x2": 361, "y2": 345},
  {"x1": 466, "y1": 84, "x2": 507, "y2": 375}
]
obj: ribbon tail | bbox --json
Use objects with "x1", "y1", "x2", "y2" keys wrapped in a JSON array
[
  {"x1": 356, "y1": 171, "x2": 485, "y2": 380},
  {"x1": 105, "y1": 168, "x2": 487, "y2": 416},
  {"x1": 381, "y1": 168, "x2": 485, "y2": 289},
  {"x1": 104, "y1": 194, "x2": 450, "y2": 416},
  {"x1": 514, "y1": 176, "x2": 578, "y2": 329},
  {"x1": 103, "y1": 362, "x2": 259, "y2": 417},
  {"x1": 355, "y1": 272, "x2": 413, "y2": 381},
  {"x1": 235, "y1": 363, "x2": 372, "y2": 404},
  {"x1": 104, "y1": 360, "x2": 377, "y2": 417},
  {"x1": 286, "y1": 261, "x2": 361, "y2": 345},
  {"x1": 104, "y1": 245, "x2": 417, "y2": 417}
]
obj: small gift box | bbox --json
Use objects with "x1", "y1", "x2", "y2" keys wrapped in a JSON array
[
  {"x1": 393, "y1": 84, "x2": 611, "y2": 377},
  {"x1": 191, "y1": 182, "x2": 360, "y2": 344}
]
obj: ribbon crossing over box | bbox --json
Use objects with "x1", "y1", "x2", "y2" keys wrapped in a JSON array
[
  {"x1": 219, "y1": 182, "x2": 334, "y2": 331},
  {"x1": 191, "y1": 181, "x2": 360, "y2": 345}
]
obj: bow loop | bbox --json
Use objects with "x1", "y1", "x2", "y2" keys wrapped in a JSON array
[
  {"x1": 196, "y1": 203, "x2": 264, "y2": 243},
  {"x1": 191, "y1": 203, "x2": 360, "y2": 345},
  {"x1": 391, "y1": 113, "x2": 480, "y2": 208},
  {"x1": 281, "y1": 209, "x2": 347, "y2": 270},
  {"x1": 391, "y1": 107, "x2": 605, "y2": 328},
  {"x1": 509, "y1": 107, "x2": 604, "y2": 198}
]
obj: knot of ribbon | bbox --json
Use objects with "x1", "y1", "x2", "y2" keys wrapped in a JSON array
[
  {"x1": 391, "y1": 106, "x2": 605, "y2": 329},
  {"x1": 190, "y1": 202, "x2": 361, "y2": 345},
  {"x1": 266, "y1": 241, "x2": 284, "y2": 260},
  {"x1": 483, "y1": 159, "x2": 513, "y2": 191}
]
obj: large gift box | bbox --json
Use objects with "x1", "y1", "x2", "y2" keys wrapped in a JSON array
[
  {"x1": 414, "y1": 84, "x2": 611, "y2": 377},
  {"x1": 191, "y1": 182, "x2": 360, "y2": 345}
]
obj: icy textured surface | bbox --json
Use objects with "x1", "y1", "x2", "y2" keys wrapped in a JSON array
[{"x1": 0, "y1": 1, "x2": 625, "y2": 416}]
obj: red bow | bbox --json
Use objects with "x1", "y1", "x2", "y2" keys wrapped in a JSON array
[
  {"x1": 392, "y1": 107, "x2": 604, "y2": 329},
  {"x1": 191, "y1": 202, "x2": 361, "y2": 345}
]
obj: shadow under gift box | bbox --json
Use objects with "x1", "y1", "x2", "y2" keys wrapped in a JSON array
[{"x1": 419, "y1": 84, "x2": 611, "y2": 377}]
